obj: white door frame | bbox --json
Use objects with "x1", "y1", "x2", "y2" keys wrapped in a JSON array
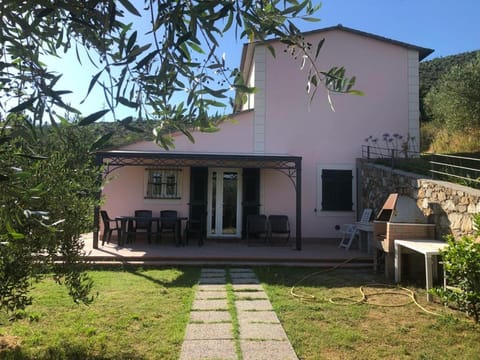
[{"x1": 207, "y1": 168, "x2": 243, "y2": 238}]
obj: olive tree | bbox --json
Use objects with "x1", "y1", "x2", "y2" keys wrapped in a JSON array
[
  {"x1": 424, "y1": 55, "x2": 480, "y2": 131},
  {"x1": 0, "y1": 117, "x2": 100, "y2": 311},
  {"x1": 1, "y1": 0, "x2": 359, "y2": 311}
]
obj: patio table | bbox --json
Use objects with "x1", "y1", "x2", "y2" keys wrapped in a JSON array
[
  {"x1": 394, "y1": 239, "x2": 447, "y2": 302},
  {"x1": 116, "y1": 216, "x2": 187, "y2": 246}
]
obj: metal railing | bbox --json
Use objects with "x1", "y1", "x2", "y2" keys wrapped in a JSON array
[
  {"x1": 361, "y1": 145, "x2": 480, "y2": 188},
  {"x1": 361, "y1": 145, "x2": 419, "y2": 160},
  {"x1": 428, "y1": 153, "x2": 480, "y2": 186}
]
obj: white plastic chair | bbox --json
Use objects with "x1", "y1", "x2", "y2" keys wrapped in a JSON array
[
  {"x1": 338, "y1": 224, "x2": 359, "y2": 250},
  {"x1": 338, "y1": 208, "x2": 373, "y2": 250}
]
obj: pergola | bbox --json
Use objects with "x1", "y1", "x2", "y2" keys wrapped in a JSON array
[{"x1": 93, "y1": 150, "x2": 302, "y2": 250}]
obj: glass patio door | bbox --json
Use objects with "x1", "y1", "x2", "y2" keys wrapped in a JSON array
[{"x1": 207, "y1": 168, "x2": 242, "y2": 238}]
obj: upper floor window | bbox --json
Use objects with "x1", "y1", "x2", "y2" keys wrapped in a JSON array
[{"x1": 145, "y1": 168, "x2": 182, "y2": 199}]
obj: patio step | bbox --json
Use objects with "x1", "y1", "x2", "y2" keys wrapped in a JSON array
[{"x1": 82, "y1": 256, "x2": 373, "y2": 268}]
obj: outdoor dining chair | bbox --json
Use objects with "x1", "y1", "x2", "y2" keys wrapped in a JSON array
[
  {"x1": 133, "y1": 210, "x2": 153, "y2": 243},
  {"x1": 268, "y1": 215, "x2": 290, "y2": 244},
  {"x1": 185, "y1": 210, "x2": 206, "y2": 246},
  {"x1": 246, "y1": 214, "x2": 269, "y2": 246},
  {"x1": 100, "y1": 210, "x2": 121, "y2": 246},
  {"x1": 159, "y1": 210, "x2": 178, "y2": 242}
]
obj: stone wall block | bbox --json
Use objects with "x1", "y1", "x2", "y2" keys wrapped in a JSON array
[
  {"x1": 460, "y1": 216, "x2": 473, "y2": 233},
  {"x1": 438, "y1": 191, "x2": 446, "y2": 202},
  {"x1": 421, "y1": 198, "x2": 429, "y2": 209},
  {"x1": 448, "y1": 213, "x2": 464, "y2": 231},
  {"x1": 358, "y1": 161, "x2": 480, "y2": 239},
  {"x1": 467, "y1": 203, "x2": 476, "y2": 213},
  {"x1": 444, "y1": 200, "x2": 457, "y2": 211}
]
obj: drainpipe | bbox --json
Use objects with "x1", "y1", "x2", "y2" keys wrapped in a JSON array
[
  {"x1": 92, "y1": 153, "x2": 103, "y2": 249},
  {"x1": 295, "y1": 158, "x2": 302, "y2": 250}
]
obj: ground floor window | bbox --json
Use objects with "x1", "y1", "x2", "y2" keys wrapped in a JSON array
[
  {"x1": 317, "y1": 165, "x2": 355, "y2": 212},
  {"x1": 145, "y1": 168, "x2": 182, "y2": 199}
]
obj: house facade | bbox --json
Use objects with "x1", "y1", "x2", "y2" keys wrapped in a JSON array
[{"x1": 95, "y1": 25, "x2": 433, "y2": 249}]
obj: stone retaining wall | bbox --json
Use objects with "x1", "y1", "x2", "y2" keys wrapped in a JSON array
[{"x1": 357, "y1": 159, "x2": 480, "y2": 239}]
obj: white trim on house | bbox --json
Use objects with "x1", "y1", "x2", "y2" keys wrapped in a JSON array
[
  {"x1": 254, "y1": 45, "x2": 266, "y2": 153},
  {"x1": 407, "y1": 50, "x2": 420, "y2": 152}
]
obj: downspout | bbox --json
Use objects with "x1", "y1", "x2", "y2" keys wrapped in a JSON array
[
  {"x1": 92, "y1": 153, "x2": 103, "y2": 249},
  {"x1": 295, "y1": 158, "x2": 302, "y2": 250}
]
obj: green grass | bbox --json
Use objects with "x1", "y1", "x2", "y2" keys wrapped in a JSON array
[
  {"x1": 2, "y1": 266, "x2": 480, "y2": 359},
  {"x1": 0, "y1": 267, "x2": 200, "y2": 359},
  {"x1": 255, "y1": 266, "x2": 480, "y2": 360}
]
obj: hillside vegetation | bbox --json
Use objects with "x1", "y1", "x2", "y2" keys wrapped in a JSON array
[{"x1": 419, "y1": 50, "x2": 480, "y2": 153}]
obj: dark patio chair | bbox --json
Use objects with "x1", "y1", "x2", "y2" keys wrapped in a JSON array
[
  {"x1": 268, "y1": 215, "x2": 290, "y2": 244},
  {"x1": 185, "y1": 217, "x2": 206, "y2": 246},
  {"x1": 133, "y1": 210, "x2": 153, "y2": 243},
  {"x1": 246, "y1": 214, "x2": 268, "y2": 246},
  {"x1": 159, "y1": 210, "x2": 178, "y2": 243},
  {"x1": 100, "y1": 210, "x2": 121, "y2": 246}
]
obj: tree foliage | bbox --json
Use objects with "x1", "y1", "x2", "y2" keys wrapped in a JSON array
[
  {"x1": 0, "y1": 1, "x2": 360, "y2": 311},
  {"x1": 1, "y1": 0, "x2": 358, "y2": 143},
  {"x1": 420, "y1": 50, "x2": 480, "y2": 99},
  {"x1": 0, "y1": 117, "x2": 99, "y2": 311},
  {"x1": 423, "y1": 55, "x2": 480, "y2": 130}
]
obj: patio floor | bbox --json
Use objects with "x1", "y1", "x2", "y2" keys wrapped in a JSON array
[{"x1": 81, "y1": 233, "x2": 374, "y2": 268}]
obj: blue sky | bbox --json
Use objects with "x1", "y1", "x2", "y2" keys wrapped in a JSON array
[{"x1": 49, "y1": 0, "x2": 480, "y2": 120}]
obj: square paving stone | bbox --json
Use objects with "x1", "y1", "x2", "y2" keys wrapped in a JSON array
[
  {"x1": 240, "y1": 340, "x2": 298, "y2": 360},
  {"x1": 235, "y1": 299, "x2": 273, "y2": 311},
  {"x1": 198, "y1": 277, "x2": 227, "y2": 284},
  {"x1": 201, "y1": 271, "x2": 226, "y2": 277},
  {"x1": 235, "y1": 291, "x2": 268, "y2": 299},
  {"x1": 231, "y1": 274, "x2": 255, "y2": 279},
  {"x1": 190, "y1": 310, "x2": 232, "y2": 323},
  {"x1": 230, "y1": 277, "x2": 259, "y2": 284},
  {"x1": 229, "y1": 268, "x2": 253, "y2": 273},
  {"x1": 184, "y1": 323, "x2": 234, "y2": 340},
  {"x1": 239, "y1": 323, "x2": 288, "y2": 340},
  {"x1": 232, "y1": 284, "x2": 264, "y2": 291},
  {"x1": 237, "y1": 310, "x2": 280, "y2": 323},
  {"x1": 197, "y1": 284, "x2": 227, "y2": 292},
  {"x1": 201, "y1": 268, "x2": 226, "y2": 274},
  {"x1": 180, "y1": 339, "x2": 236, "y2": 360},
  {"x1": 230, "y1": 270, "x2": 255, "y2": 276},
  {"x1": 195, "y1": 290, "x2": 227, "y2": 300},
  {"x1": 192, "y1": 299, "x2": 229, "y2": 310}
]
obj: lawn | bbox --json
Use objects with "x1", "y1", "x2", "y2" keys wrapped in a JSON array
[
  {"x1": 255, "y1": 267, "x2": 480, "y2": 360},
  {"x1": 1, "y1": 266, "x2": 479, "y2": 359},
  {"x1": 0, "y1": 267, "x2": 200, "y2": 360}
]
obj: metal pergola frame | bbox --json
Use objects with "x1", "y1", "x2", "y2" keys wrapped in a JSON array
[{"x1": 93, "y1": 150, "x2": 302, "y2": 250}]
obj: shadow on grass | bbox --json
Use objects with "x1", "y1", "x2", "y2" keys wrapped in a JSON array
[
  {"x1": 253, "y1": 266, "x2": 389, "y2": 289},
  {"x1": 126, "y1": 265, "x2": 200, "y2": 289},
  {"x1": 1, "y1": 343, "x2": 144, "y2": 360},
  {"x1": 87, "y1": 264, "x2": 201, "y2": 289},
  {"x1": 1, "y1": 266, "x2": 201, "y2": 360}
]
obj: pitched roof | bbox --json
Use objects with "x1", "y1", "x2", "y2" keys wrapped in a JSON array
[{"x1": 240, "y1": 24, "x2": 434, "y2": 73}]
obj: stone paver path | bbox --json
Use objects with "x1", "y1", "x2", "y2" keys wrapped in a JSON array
[{"x1": 180, "y1": 268, "x2": 298, "y2": 360}]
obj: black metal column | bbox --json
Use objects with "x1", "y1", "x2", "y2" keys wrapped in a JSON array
[
  {"x1": 295, "y1": 158, "x2": 302, "y2": 250},
  {"x1": 92, "y1": 154, "x2": 103, "y2": 249}
]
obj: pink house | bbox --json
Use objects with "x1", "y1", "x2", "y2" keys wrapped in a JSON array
[{"x1": 94, "y1": 25, "x2": 433, "y2": 249}]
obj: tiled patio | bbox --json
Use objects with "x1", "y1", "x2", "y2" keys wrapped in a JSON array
[{"x1": 81, "y1": 233, "x2": 374, "y2": 267}]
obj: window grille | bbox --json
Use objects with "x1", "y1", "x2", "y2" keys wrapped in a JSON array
[{"x1": 145, "y1": 169, "x2": 182, "y2": 199}]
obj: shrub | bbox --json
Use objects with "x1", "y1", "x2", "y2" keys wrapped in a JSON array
[{"x1": 431, "y1": 228, "x2": 480, "y2": 323}]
